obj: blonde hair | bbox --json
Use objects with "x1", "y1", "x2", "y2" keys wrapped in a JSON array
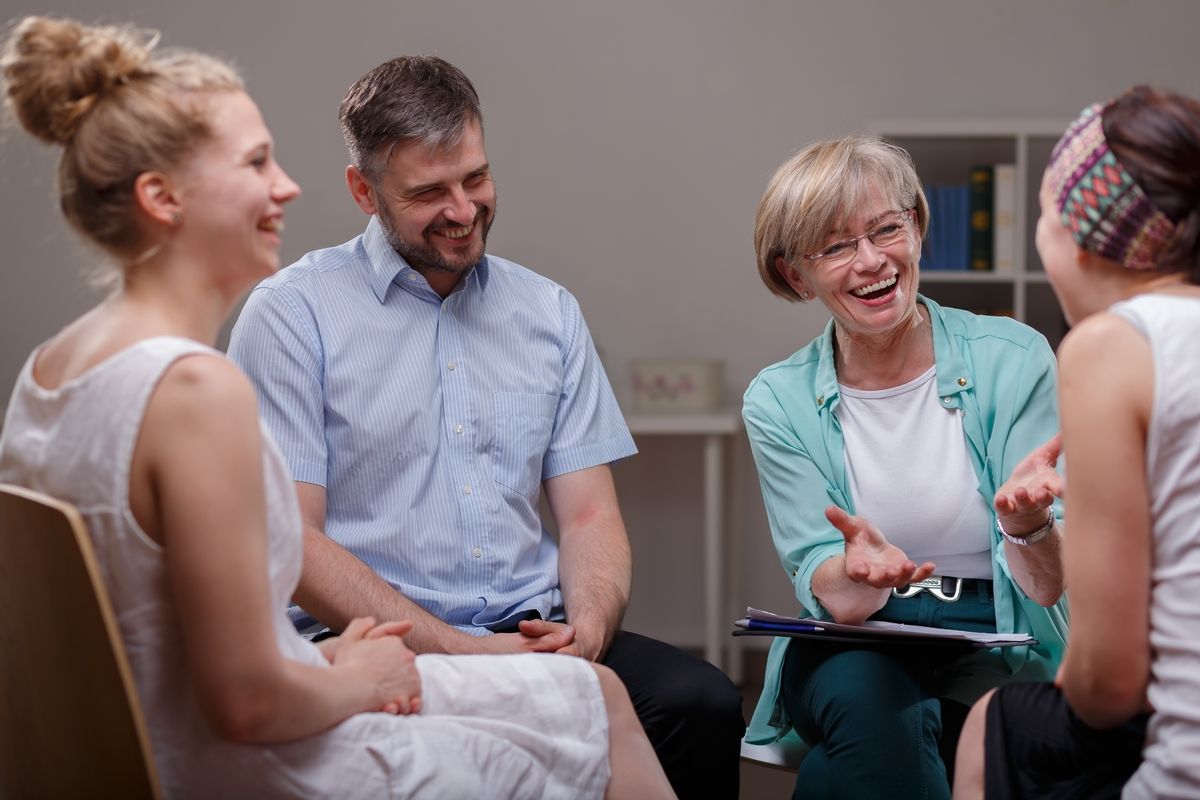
[
  {"x1": 2, "y1": 16, "x2": 243, "y2": 263},
  {"x1": 753, "y1": 135, "x2": 930, "y2": 301}
]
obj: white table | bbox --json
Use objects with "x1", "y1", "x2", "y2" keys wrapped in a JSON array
[{"x1": 624, "y1": 410, "x2": 744, "y2": 683}]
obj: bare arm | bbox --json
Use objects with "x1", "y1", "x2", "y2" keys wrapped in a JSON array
[
  {"x1": 292, "y1": 483, "x2": 574, "y2": 656},
  {"x1": 139, "y1": 357, "x2": 418, "y2": 743},
  {"x1": 1056, "y1": 314, "x2": 1152, "y2": 729},
  {"x1": 811, "y1": 506, "x2": 935, "y2": 624},
  {"x1": 544, "y1": 465, "x2": 631, "y2": 661},
  {"x1": 994, "y1": 434, "x2": 1066, "y2": 606}
]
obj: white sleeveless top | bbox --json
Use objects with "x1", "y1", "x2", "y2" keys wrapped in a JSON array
[
  {"x1": 1110, "y1": 294, "x2": 1200, "y2": 800},
  {"x1": 0, "y1": 337, "x2": 609, "y2": 799}
]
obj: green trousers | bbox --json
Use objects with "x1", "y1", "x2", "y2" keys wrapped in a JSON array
[{"x1": 781, "y1": 581, "x2": 1000, "y2": 800}]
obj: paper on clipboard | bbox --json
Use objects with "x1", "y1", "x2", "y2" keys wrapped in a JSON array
[{"x1": 734, "y1": 607, "x2": 1037, "y2": 648}]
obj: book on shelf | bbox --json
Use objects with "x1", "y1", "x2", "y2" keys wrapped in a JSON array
[
  {"x1": 920, "y1": 184, "x2": 937, "y2": 270},
  {"x1": 732, "y1": 607, "x2": 1037, "y2": 648},
  {"x1": 921, "y1": 183, "x2": 970, "y2": 271},
  {"x1": 922, "y1": 162, "x2": 1018, "y2": 276},
  {"x1": 992, "y1": 163, "x2": 1016, "y2": 274},
  {"x1": 968, "y1": 165, "x2": 994, "y2": 271}
]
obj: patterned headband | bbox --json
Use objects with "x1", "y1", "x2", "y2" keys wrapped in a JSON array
[{"x1": 1045, "y1": 102, "x2": 1174, "y2": 270}]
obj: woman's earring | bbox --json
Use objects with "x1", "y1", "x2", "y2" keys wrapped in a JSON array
[{"x1": 800, "y1": 291, "x2": 812, "y2": 301}]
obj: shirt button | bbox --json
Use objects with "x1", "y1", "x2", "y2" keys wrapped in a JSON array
[
  {"x1": 463, "y1": 485, "x2": 473, "y2": 495},
  {"x1": 454, "y1": 424, "x2": 464, "y2": 435},
  {"x1": 816, "y1": 395, "x2": 824, "y2": 406},
  {"x1": 447, "y1": 361, "x2": 457, "y2": 371},
  {"x1": 472, "y1": 547, "x2": 482, "y2": 558},
  {"x1": 957, "y1": 377, "x2": 967, "y2": 387},
  {"x1": 942, "y1": 396, "x2": 952, "y2": 405}
]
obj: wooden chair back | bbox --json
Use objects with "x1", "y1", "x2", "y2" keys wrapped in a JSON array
[{"x1": 0, "y1": 483, "x2": 163, "y2": 799}]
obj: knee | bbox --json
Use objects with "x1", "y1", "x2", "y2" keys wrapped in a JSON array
[
  {"x1": 952, "y1": 689, "x2": 995, "y2": 800},
  {"x1": 592, "y1": 663, "x2": 629, "y2": 706},
  {"x1": 604, "y1": 633, "x2": 744, "y2": 737},
  {"x1": 793, "y1": 651, "x2": 934, "y2": 738},
  {"x1": 657, "y1": 662, "x2": 744, "y2": 737}
]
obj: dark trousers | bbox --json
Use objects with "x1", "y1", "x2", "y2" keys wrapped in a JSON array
[
  {"x1": 492, "y1": 616, "x2": 745, "y2": 799},
  {"x1": 600, "y1": 630, "x2": 745, "y2": 799},
  {"x1": 780, "y1": 582, "x2": 998, "y2": 800}
]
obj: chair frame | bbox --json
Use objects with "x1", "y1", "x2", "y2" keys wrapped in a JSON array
[
  {"x1": 0, "y1": 483, "x2": 163, "y2": 799},
  {"x1": 740, "y1": 731, "x2": 809, "y2": 773}
]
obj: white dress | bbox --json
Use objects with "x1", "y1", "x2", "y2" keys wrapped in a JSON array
[
  {"x1": 1108, "y1": 294, "x2": 1200, "y2": 800},
  {"x1": 0, "y1": 337, "x2": 610, "y2": 799}
]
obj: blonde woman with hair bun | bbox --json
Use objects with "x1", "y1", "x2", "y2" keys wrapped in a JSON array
[{"x1": 0, "y1": 16, "x2": 672, "y2": 800}]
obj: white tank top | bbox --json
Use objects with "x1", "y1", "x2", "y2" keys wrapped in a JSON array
[
  {"x1": 838, "y1": 365, "x2": 993, "y2": 579},
  {"x1": 0, "y1": 337, "x2": 325, "y2": 796},
  {"x1": 0, "y1": 336, "x2": 615, "y2": 799},
  {"x1": 1109, "y1": 294, "x2": 1200, "y2": 800}
]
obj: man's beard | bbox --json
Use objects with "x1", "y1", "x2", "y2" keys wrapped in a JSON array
[{"x1": 377, "y1": 202, "x2": 494, "y2": 276}]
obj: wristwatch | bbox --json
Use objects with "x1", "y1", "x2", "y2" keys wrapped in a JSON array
[{"x1": 997, "y1": 510, "x2": 1056, "y2": 546}]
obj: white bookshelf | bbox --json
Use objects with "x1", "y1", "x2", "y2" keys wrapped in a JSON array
[{"x1": 870, "y1": 118, "x2": 1070, "y2": 348}]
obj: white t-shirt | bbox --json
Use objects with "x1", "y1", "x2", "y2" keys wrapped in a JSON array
[{"x1": 838, "y1": 365, "x2": 993, "y2": 579}]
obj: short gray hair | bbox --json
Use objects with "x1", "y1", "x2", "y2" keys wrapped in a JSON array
[
  {"x1": 338, "y1": 55, "x2": 481, "y2": 183},
  {"x1": 754, "y1": 135, "x2": 929, "y2": 301}
]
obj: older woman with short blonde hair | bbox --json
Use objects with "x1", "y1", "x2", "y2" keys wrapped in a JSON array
[{"x1": 742, "y1": 135, "x2": 1068, "y2": 799}]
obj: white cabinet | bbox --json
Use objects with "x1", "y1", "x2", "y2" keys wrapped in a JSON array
[{"x1": 871, "y1": 119, "x2": 1070, "y2": 348}]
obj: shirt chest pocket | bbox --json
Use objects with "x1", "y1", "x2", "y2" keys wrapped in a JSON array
[{"x1": 491, "y1": 392, "x2": 558, "y2": 499}]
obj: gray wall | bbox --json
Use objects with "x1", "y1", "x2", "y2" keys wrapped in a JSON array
[{"x1": 3, "y1": 0, "x2": 1198, "y2": 647}]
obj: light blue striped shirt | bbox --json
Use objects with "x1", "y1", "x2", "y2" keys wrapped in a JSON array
[{"x1": 228, "y1": 217, "x2": 637, "y2": 633}]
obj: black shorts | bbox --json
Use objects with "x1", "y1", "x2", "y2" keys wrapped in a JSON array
[{"x1": 984, "y1": 681, "x2": 1148, "y2": 799}]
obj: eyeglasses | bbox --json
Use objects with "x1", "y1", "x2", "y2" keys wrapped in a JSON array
[{"x1": 802, "y1": 208, "x2": 915, "y2": 269}]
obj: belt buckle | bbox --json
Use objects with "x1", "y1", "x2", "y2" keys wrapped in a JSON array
[{"x1": 892, "y1": 576, "x2": 962, "y2": 602}]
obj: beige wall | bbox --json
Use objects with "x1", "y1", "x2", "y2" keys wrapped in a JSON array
[{"x1": 3, "y1": 0, "x2": 1198, "y2": 646}]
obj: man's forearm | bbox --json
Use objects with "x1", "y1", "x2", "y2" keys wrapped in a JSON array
[
  {"x1": 557, "y1": 516, "x2": 632, "y2": 660},
  {"x1": 295, "y1": 527, "x2": 478, "y2": 654}
]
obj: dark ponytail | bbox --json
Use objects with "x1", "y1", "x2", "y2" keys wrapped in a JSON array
[{"x1": 1103, "y1": 85, "x2": 1200, "y2": 283}]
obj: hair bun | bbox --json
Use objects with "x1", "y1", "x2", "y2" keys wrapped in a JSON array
[{"x1": 2, "y1": 16, "x2": 154, "y2": 144}]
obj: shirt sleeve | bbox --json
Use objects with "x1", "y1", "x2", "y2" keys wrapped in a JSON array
[
  {"x1": 986, "y1": 329, "x2": 1071, "y2": 665},
  {"x1": 743, "y1": 376, "x2": 845, "y2": 620},
  {"x1": 995, "y1": 333, "x2": 1062, "y2": 520},
  {"x1": 227, "y1": 285, "x2": 328, "y2": 487},
  {"x1": 541, "y1": 291, "x2": 637, "y2": 479}
]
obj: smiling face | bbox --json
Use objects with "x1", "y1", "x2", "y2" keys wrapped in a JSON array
[
  {"x1": 364, "y1": 117, "x2": 496, "y2": 294},
  {"x1": 174, "y1": 90, "x2": 300, "y2": 287},
  {"x1": 778, "y1": 192, "x2": 922, "y2": 342}
]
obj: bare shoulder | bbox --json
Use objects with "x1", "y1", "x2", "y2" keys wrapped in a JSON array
[
  {"x1": 1058, "y1": 311, "x2": 1152, "y2": 423},
  {"x1": 1057, "y1": 311, "x2": 1150, "y2": 374},
  {"x1": 145, "y1": 354, "x2": 261, "y2": 443}
]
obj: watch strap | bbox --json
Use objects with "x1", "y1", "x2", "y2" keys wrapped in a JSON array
[{"x1": 997, "y1": 509, "x2": 1055, "y2": 546}]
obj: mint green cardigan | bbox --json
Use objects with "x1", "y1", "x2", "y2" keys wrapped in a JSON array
[{"x1": 742, "y1": 296, "x2": 1069, "y2": 744}]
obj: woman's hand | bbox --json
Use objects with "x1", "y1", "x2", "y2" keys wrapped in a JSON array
[
  {"x1": 812, "y1": 507, "x2": 935, "y2": 623},
  {"x1": 995, "y1": 433, "x2": 1064, "y2": 536},
  {"x1": 826, "y1": 505, "x2": 935, "y2": 588},
  {"x1": 332, "y1": 617, "x2": 423, "y2": 715}
]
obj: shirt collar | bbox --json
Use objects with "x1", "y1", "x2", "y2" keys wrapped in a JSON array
[
  {"x1": 813, "y1": 294, "x2": 971, "y2": 414},
  {"x1": 362, "y1": 215, "x2": 490, "y2": 303}
]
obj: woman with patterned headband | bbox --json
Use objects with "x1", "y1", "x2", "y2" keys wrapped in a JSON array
[
  {"x1": 743, "y1": 135, "x2": 1070, "y2": 799},
  {"x1": 954, "y1": 85, "x2": 1200, "y2": 799}
]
